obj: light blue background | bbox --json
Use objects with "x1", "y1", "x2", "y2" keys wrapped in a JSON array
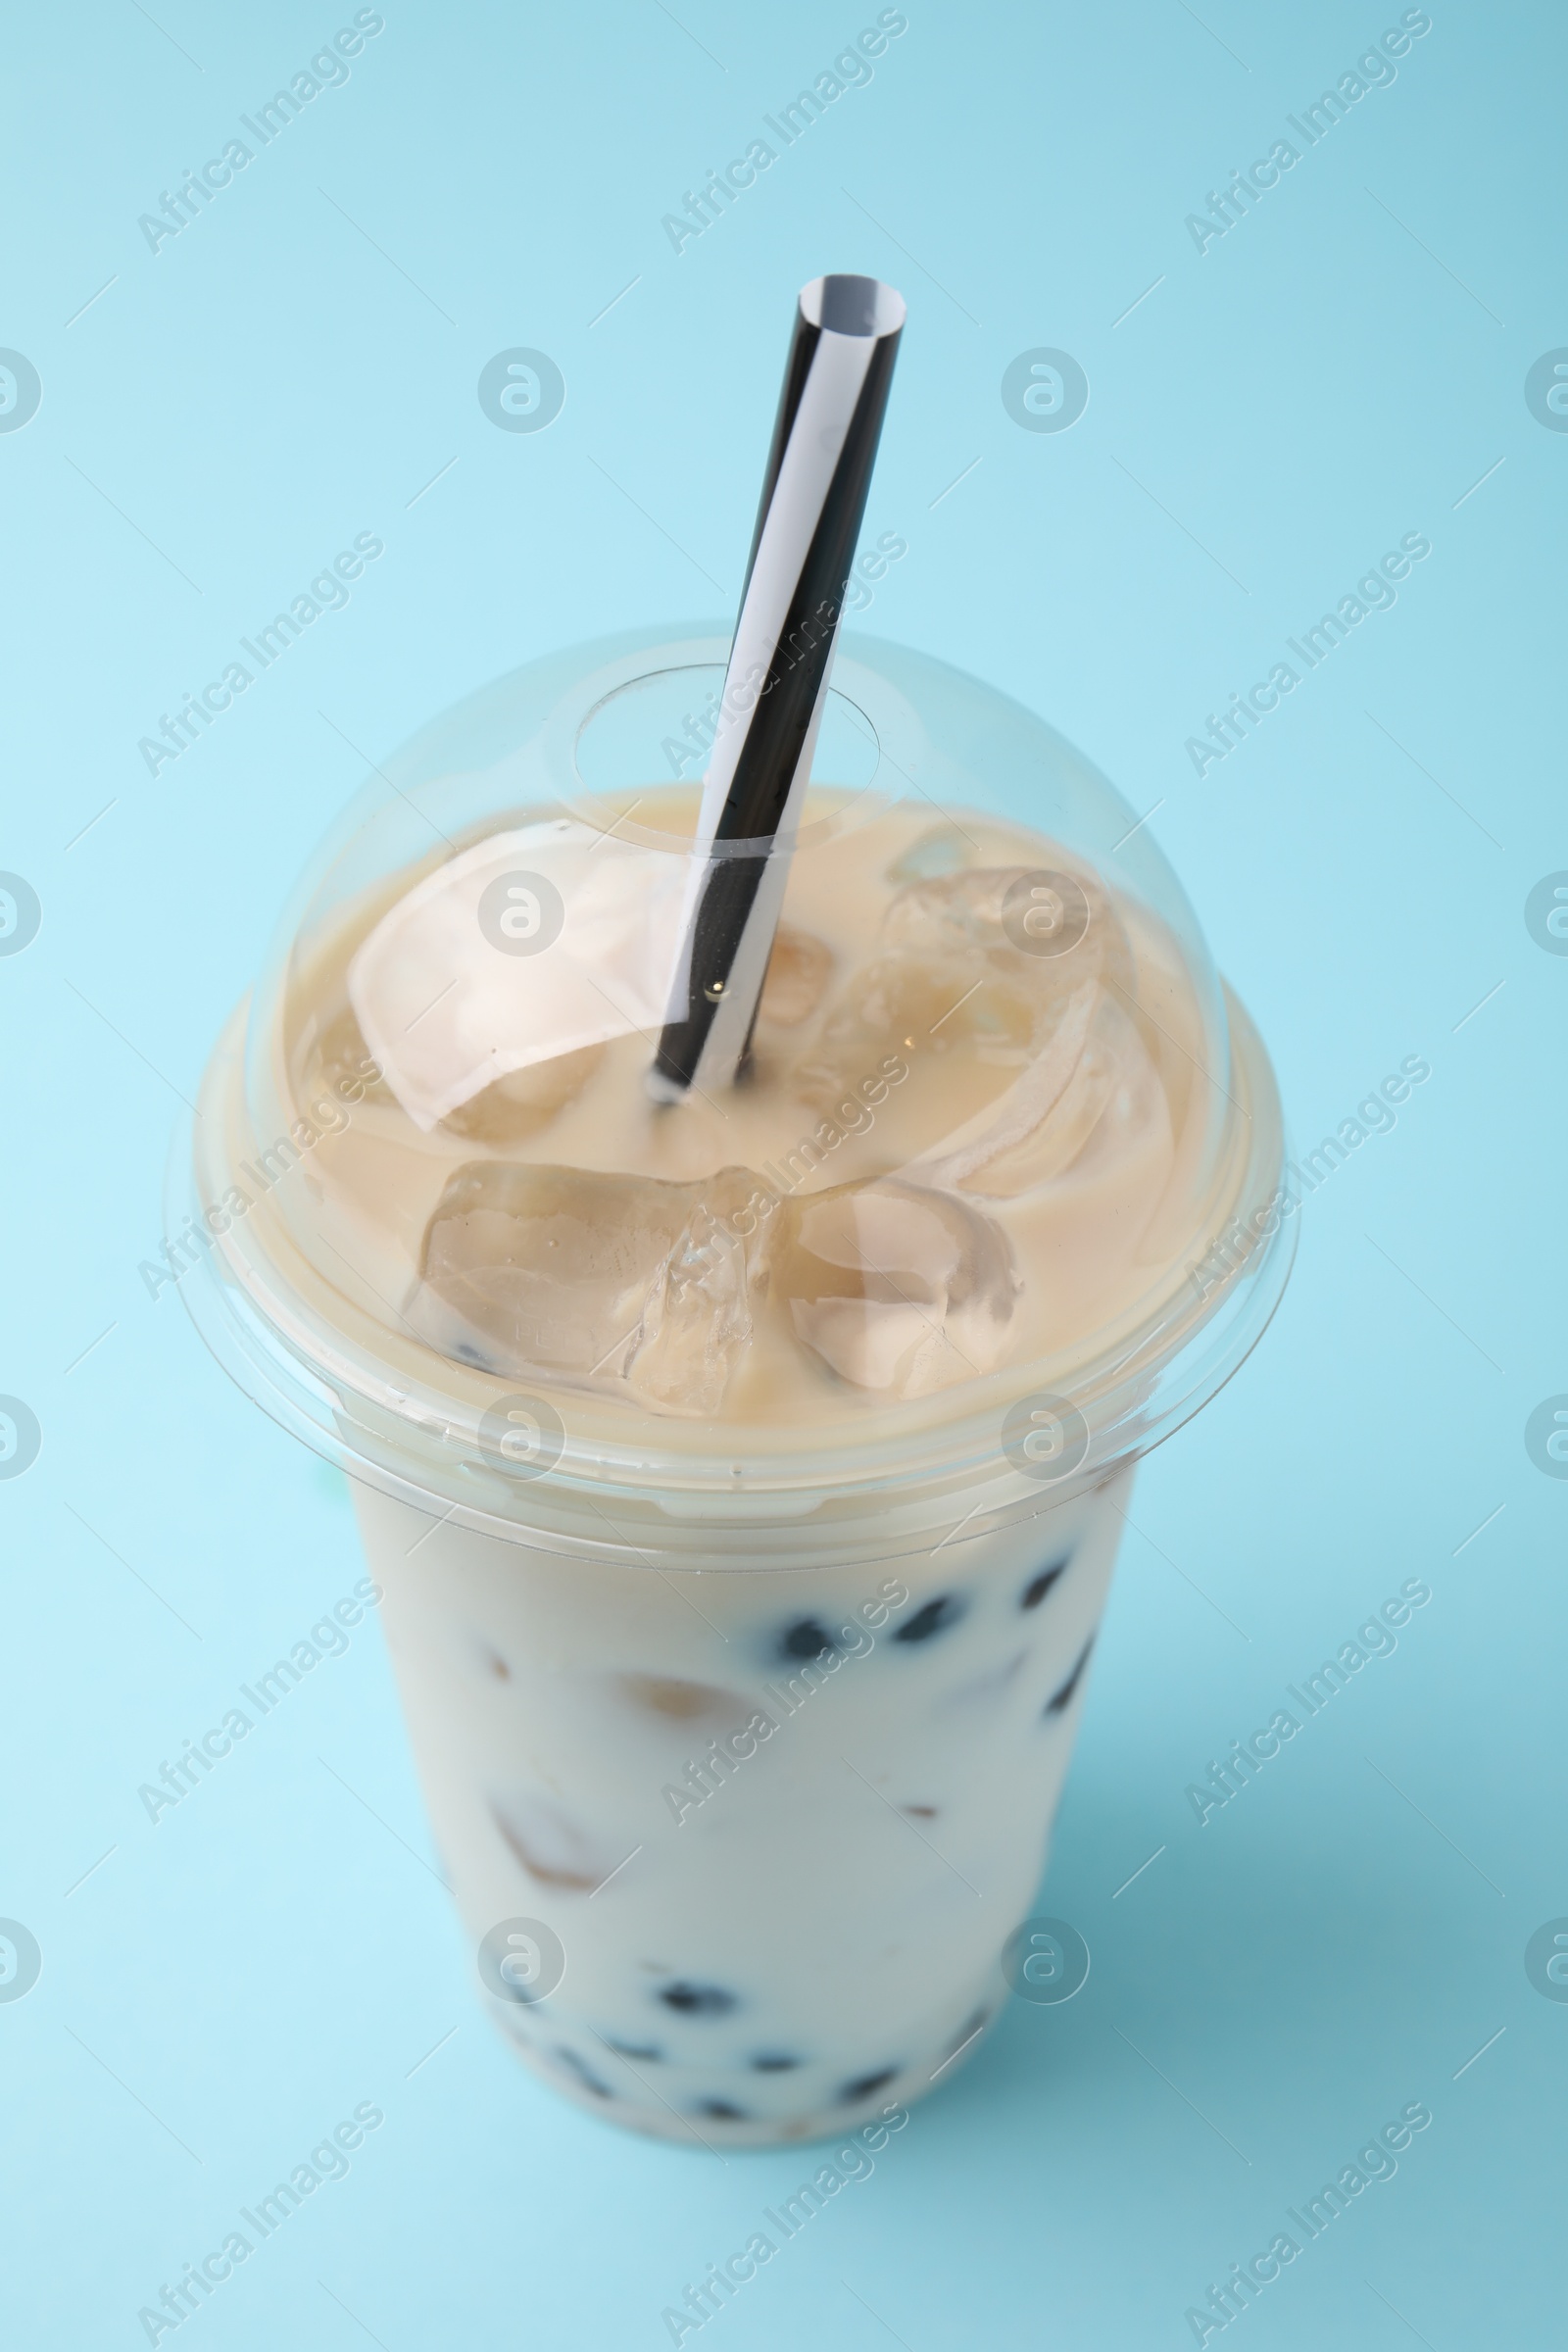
[{"x1": 2, "y1": 3, "x2": 1563, "y2": 2346}]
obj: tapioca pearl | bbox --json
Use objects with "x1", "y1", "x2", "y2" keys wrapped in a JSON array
[
  {"x1": 607, "y1": 2038, "x2": 662, "y2": 2060},
  {"x1": 693, "y1": 2098, "x2": 749, "y2": 2121},
  {"x1": 658, "y1": 1981, "x2": 738, "y2": 2016},
  {"x1": 1022, "y1": 1557, "x2": 1071, "y2": 1610},
  {"x1": 751, "y1": 2053, "x2": 802, "y2": 2072},
  {"x1": 840, "y1": 2066, "x2": 901, "y2": 2102},
  {"x1": 902, "y1": 1803, "x2": 939, "y2": 1818},
  {"x1": 894, "y1": 1593, "x2": 966, "y2": 1643},
  {"x1": 552, "y1": 2045, "x2": 613, "y2": 2098},
  {"x1": 775, "y1": 1615, "x2": 842, "y2": 1662},
  {"x1": 1045, "y1": 1634, "x2": 1095, "y2": 1716}
]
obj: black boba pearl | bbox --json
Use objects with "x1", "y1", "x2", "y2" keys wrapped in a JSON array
[
  {"x1": 777, "y1": 1616, "x2": 840, "y2": 1661},
  {"x1": 607, "y1": 2038, "x2": 662, "y2": 2061},
  {"x1": 840, "y1": 2066, "x2": 900, "y2": 2101},
  {"x1": 751, "y1": 2053, "x2": 801, "y2": 2072},
  {"x1": 658, "y1": 1981, "x2": 738, "y2": 2016},
  {"x1": 1045, "y1": 1635, "x2": 1095, "y2": 1716},
  {"x1": 895, "y1": 1594, "x2": 965, "y2": 1643},
  {"x1": 693, "y1": 2098, "x2": 749, "y2": 2121},
  {"x1": 553, "y1": 2045, "x2": 612, "y2": 2098},
  {"x1": 1022, "y1": 1557, "x2": 1070, "y2": 1609}
]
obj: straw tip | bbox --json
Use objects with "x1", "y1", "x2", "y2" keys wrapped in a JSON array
[{"x1": 801, "y1": 275, "x2": 906, "y2": 337}]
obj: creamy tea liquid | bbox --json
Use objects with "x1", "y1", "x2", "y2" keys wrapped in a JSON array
[
  {"x1": 223, "y1": 790, "x2": 1230, "y2": 2143},
  {"x1": 280, "y1": 794, "x2": 1206, "y2": 1430},
  {"x1": 355, "y1": 1460, "x2": 1128, "y2": 2146}
]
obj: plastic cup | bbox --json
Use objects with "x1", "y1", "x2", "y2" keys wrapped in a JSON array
[{"x1": 176, "y1": 626, "x2": 1293, "y2": 2144}]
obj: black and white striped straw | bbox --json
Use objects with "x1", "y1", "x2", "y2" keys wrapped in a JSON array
[{"x1": 649, "y1": 273, "x2": 906, "y2": 1101}]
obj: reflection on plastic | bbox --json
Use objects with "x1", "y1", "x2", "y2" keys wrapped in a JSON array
[
  {"x1": 476, "y1": 870, "x2": 565, "y2": 956},
  {"x1": 476, "y1": 1394, "x2": 566, "y2": 1481},
  {"x1": 349, "y1": 819, "x2": 685, "y2": 1130},
  {"x1": 1001, "y1": 870, "x2": 1091, "y2": 958}
]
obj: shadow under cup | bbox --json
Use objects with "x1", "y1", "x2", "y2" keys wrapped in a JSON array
[{"x1": 174, "y1": 623, "x2": 1295, "y2": 2146}]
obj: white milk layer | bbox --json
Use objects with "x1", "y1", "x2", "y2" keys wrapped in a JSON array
[{"x1": 358, "y1": 1466, "x2": 1127, "y2": 2145}]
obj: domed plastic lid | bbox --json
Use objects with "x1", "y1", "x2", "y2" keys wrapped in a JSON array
[{"x1": 177, "y1": 624, "x2": 1291, "y2": 1547}]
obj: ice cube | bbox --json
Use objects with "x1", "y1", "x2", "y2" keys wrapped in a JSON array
[
  {"x1": 881, "y1": 864, "x2": 1128, "y2": 999},
  {"x1": 756, "y1": 924, "x2": 834, "y2": 1029},
  {"x1": 410, "y1": 1162, "x2": 777, "y2": 1414},
  {"x1": 915, "y1": 990, "x2": 1157, "y2": 1200},
  {"x1": 347, "y1": 818, "x2": 687, "y2": 1132},
  {"x1": 792, "y1": 953, "x2": 1039, "y2": 1114},
  {"x1": 773, "y1": 1178, "x2": 1018, "y2": 1397},
  {"x1": 885, "y1": 823, "x2": 976, "y2": 885},
  {"x1": 630, "y1": 1182, "x2": 767, "y2": 1414},
  {"x1": 796, "y1": 862, "x2": 1138, "y2": 1188},
  {"x1": 440, "y1": 1044, "x2": 605, "y2": 1145},
  {"x1": 794, "y1": 863, "x2": 1125, "y2": 1108}
]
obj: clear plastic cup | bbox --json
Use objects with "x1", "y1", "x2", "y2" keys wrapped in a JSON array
[{"x1": 175, "y1": 625, "x2": 1293, "y2": 2145}]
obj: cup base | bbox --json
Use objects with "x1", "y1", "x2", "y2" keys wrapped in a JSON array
[{"x1": 489, "y1": 1992, "x2": 999, "y2": 2147}]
